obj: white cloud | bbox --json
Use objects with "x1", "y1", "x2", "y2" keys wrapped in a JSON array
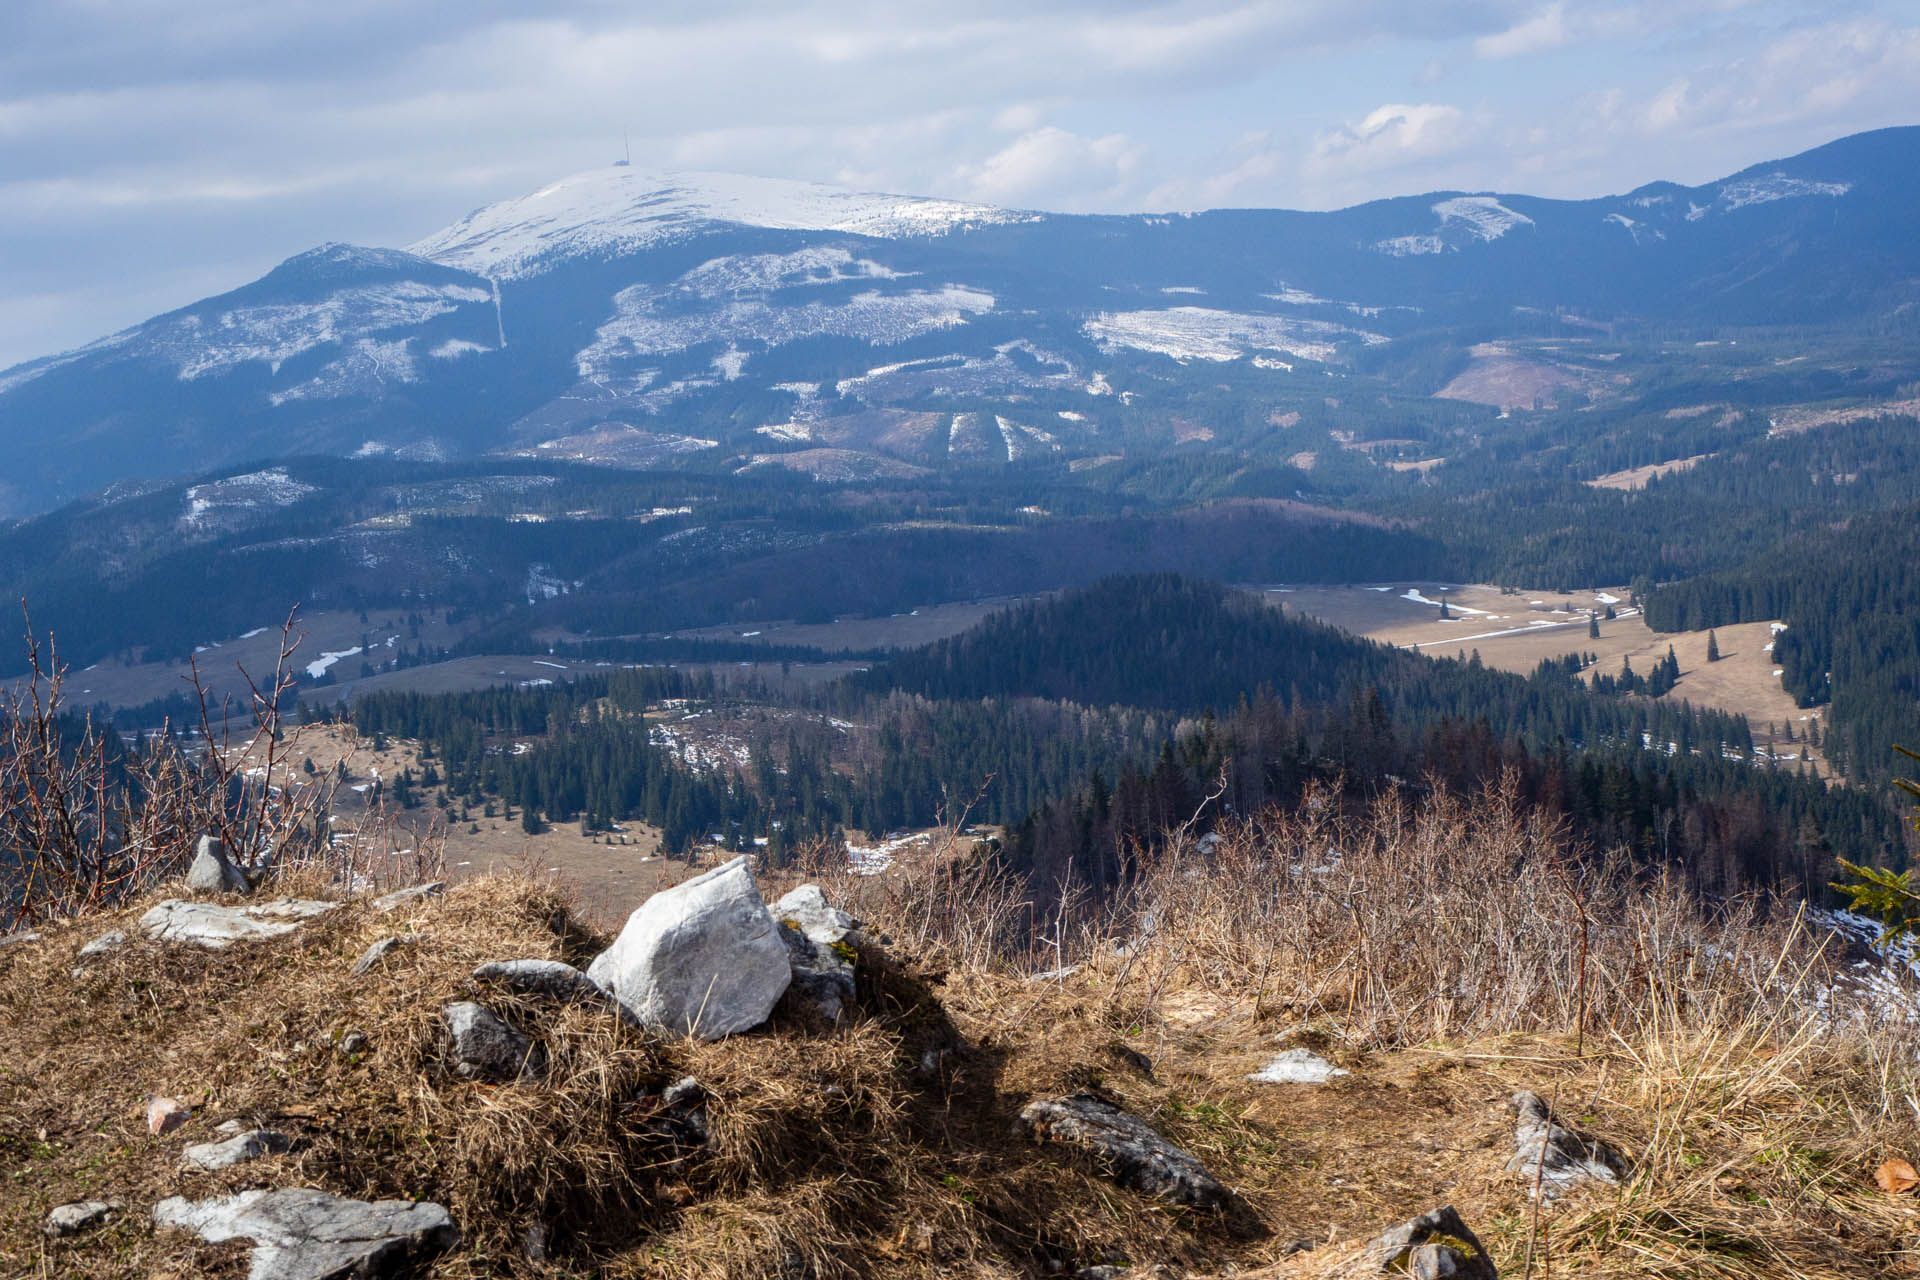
[
  {"x1": 958, "y1": 126, "x2": 1147, "y2": 206},
  {"x1": 1474, "y1": 4, "x2": 1568, "y2": 59}
]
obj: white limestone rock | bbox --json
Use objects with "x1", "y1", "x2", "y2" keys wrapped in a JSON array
[
  {"x1": 45, "y1": 1200, "x2": 121, "y2": 1237},
  {"x1": 139, "y1": 898, "x2": 337, "y2": 949},
  {"x1": 185, "y1": 834, "x2": 251, "y2": 895},
  {"x1": 152, "y1": 1188, "x2": 459, "y2": 1280},
  {"x1": 182, "y1": 1129, "x2": 293, "y2": 1170},
  {"x1": 585, "y1": 855, "x2": 790, "y2": 1040}
]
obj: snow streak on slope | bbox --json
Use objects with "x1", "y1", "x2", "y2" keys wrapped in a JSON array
[
  {"x1": 574, "y1": 248, "x2": 994, "y2": 380},
  {"x1": 163, "y1": 281, "x2": 490, "y2": 382},
  {"x1": 410, "y1": 168, "x2": 1038, "y2": 279},
  {"x1": 1084, "y1": 307, "x2": 1380, "y2": 362},
  {"x1": 1714, "y1": 172, "x2": 1851, "y2": 212},
  {"x1": 182, "y1": 467, "x2": 318, "y2": 528},
  {"x1": 1375, "y1": 195, "x2": 1534, "y2": 256},
  {"x1": 269, "y1": 338, "x2": 420, "y2": 406}
]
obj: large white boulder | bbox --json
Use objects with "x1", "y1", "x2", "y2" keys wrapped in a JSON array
[
  {"x1": 585, "y1": 856, "x2": 790, "y2": 1040},
  {"x1": 139, "y1": 899, "x2": 337, "y2": 949}
]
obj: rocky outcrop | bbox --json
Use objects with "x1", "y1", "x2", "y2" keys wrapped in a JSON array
[
  {"x1": 1016, "y1": 1094, "x2": 1229, "y2": 1209},
  {"x1": 139, "y1": 898, "x2": 337, "y2": 949},
  {"x1": 772, "y1": 884, "x2": 859, "y2": 1023},
  {"x1": 153, "y1": 1188, "x2": 458, "y2": 1280},
  {"x1": 185, "y1": 834, "x2": 251, "y2": 895},
  {"x1": 585, "y1": 856, "x2": 791, "y2": 1040},
  {"x1": 1505, "y1": 1090, "x2": 1626, "y2": 1198},
  {"x1": 443, "y1": 1001, "x2": 543, "y2": 1083},
  {"x1": 1361, "y1": 1204, "x2": 1497, "y2": 1278}
]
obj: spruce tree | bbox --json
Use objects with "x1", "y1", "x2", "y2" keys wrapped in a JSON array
[{"x1": 1706, "y1": 630, "x2": 1720, "y2": 662}]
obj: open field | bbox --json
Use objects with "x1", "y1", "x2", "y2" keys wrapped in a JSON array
[
  {"x1": 228, "y1": 723, "x2": 679, "y2": 926},
  {"x1": 668, "y1": 593, "x2": 1040, "y2": 653},
  {"x1": 1586, "y1": 453, "x2": 1710, "y2": 490},
  {"x1": 1266, "y1": 582, "x2": 1827, "y2": 776},
  {"x1": 37, "y1": 607, "x2": 476, "y2": 715}
]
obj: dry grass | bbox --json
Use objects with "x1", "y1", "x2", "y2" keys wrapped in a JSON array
[{"x1": 6, "y1": 776, "x2": 1920, "y2": 1278}]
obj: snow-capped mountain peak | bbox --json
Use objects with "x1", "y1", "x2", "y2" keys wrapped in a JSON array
[{"x1": 408, "y1": 167, "x2": 1040, "y2": 280}]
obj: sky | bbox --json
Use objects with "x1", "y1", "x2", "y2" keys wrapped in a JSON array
[{"x1": 2, "y1": 0, "x2": 1917, "y2": 370}]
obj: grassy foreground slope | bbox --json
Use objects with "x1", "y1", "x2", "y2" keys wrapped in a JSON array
[{"x1": 5, "y1": 779, "x2": 1918, "y2": 1279}]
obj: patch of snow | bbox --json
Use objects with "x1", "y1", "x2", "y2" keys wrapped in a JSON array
[
  {"x1": 183, "y1": 467, "x2": 318, "y2": 528},
  {"x1": 1086, "y1": 371, "x2": 1114, "y2": 396},
  {"x1": 409, "y1": 168, "x2": 1040, "y2": 279},
  {"x1": 429, "y1": 338, "x2": 490, "y2": 359},
  {"x1": 304, "y1": 647, "x2": 362, "y2": 680},
  {"x1": 1716, "y1": 173, "x2": 1850, "y2": 212},
  {"x1": 1374, "y1": 234, "x2": 1447, "y2": 257},
  {"x1": 1160, "y1": 285, "x2": 1206, "y2": 295},
  {"x1": 1084, "y1": 307, "x2": 1380, "y2": 363},
  {"x1": 268, "y1": 337, "x2": 420, "y2": 406},
  {"x1": 168, "y1": 279, "x2": 489, "y2": 383},
  {"x1": 711, "y1": 346, "x2": 749, "y2": 380},
  {"x1": 1594, "y1": 592, "x2": 1621, "y2": 604},
  {"x1": 1249, "y1": 1048, "x2": 1349, "y2": 1084}
]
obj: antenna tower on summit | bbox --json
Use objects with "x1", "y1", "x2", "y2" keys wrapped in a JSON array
[{"x1": 615, "y1": 132, "x2": 631, "y2": 167}]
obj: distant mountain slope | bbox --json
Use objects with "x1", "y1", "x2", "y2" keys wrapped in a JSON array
[{"x1": 2, "y1": 127, "x2": 1916, "y2": 514}]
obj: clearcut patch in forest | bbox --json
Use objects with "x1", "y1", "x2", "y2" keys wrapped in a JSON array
[{"x1": 1269, "y1": 584, "x2": 1828, "y2": 777}]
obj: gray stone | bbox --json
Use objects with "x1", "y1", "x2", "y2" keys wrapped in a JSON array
[
  {"x1": 140, "y1": 898, "x2": 338, "y2": 949},
  {"x1": 371, "y1": 882, "x2": 444, "y2": 912},
  {"x1": 182, "y1": 1129, "x2": 293, "y2": 1170},
  {"x1": 585, "y1": 856, "x2": 791, "y2": 1040},
  {"x1": 1505, "y1": 1090, "x2": 1626, "y2": 1198},
  {"x1": 186, "y1": 834, "x2": 251, "y2": 895},
  {"x1": 443, "y1": 1001, "x2": 543, "y2": 1083},
  {"x1": 338, "y1": 1030, "x2": 369, "y2": 1057},
  {"x1": 473, "y1": 958, "x2": 611, "y2": 1007},
  {"x1": 1248, "y1": 1047, "x2": 1349, "y2": 1085},
  {"x1": 45, "y1": 1200, "x2": 121, "y2": 1237},
  {"x1": 349, "y1": 936, "x2": 409, "y2": 977},
  {"x1": 640, "y1": 1075, "x2": 711, "y2": 1150},
  {"x1": 1016, "y1": 1094, "x2": 1228, "y2": 1209},
  {"x1": 0, "y1": 930, "x2": 42, "y2": 949},
  {"x1": 1363, "y1": 1205, "x2": 1496, "y2": 1279},
  {"x1": 771, "y1": 883, "x2": 859, "y2": 1023},
  {"x1": 77, "y1": 929, "x2": 128, "y2": 959},
  {"x1": 153, "y1": 1188, "x2": 459, "y2": 1280}
]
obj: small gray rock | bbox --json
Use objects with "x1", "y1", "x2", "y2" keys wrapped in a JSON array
[
  {"x1": 1016, "y1": 1094, "x2": 1228, "y2": 1209},
  {"x1": 473, "y1": 958, "x2": 610, "y2": 1006},
  {"x1": 181, "y1": 1129, "x2": 293, "y2": 1170},
  {"x1": 77, "y1": 929, "x2": 128, "y2": 960},
  {"x1": 153, "y1": 1188, "x2": 459, "y2": 1280},
  {"x1": 185, "y1": 834, "x2": 251, "y2": 895},
  {"x1": 772, "y1": 884, "x2": 859, "y2": 1023},
  {"x1": 350, "y1": 936, "x2": 410, "y2": 977},
  {"x1": 1363, "y1": 1205, "x2": 1496, "y2": 1279},
  {"x1": 1506, "y1": 1090, "x2": 1626, "y2": 1198},
  {"x1": 45, "y1": 1200, "x2": 121, "y2": 1237},
  {"x1": 443, "y1": 1001, "x2": 543, "y2": 1083},
  {"x1": 0, "y1": 930, "x2": 42, "y2": 949},
  {"x1": 140, "y1": 898, "x2": 337, "y2": 949},
  {"x1": 371, "y1": 882, "x2": 445, "y2": 912}
]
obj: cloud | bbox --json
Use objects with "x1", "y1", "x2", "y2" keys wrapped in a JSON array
[
  {"x1": 958, "y1": 126, "x2": 1148, "y2": 207},
  {"x1": 1474, "y1": 4, "x2": 1569, "y2": 59},
  {"x1": 2, "y1": 0, "x2": 1918, "y2": 367}
]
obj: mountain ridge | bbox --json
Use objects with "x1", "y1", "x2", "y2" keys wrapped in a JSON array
[{"x1": 1, "y1": 125, "x2": 1916, "y2": 515}]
